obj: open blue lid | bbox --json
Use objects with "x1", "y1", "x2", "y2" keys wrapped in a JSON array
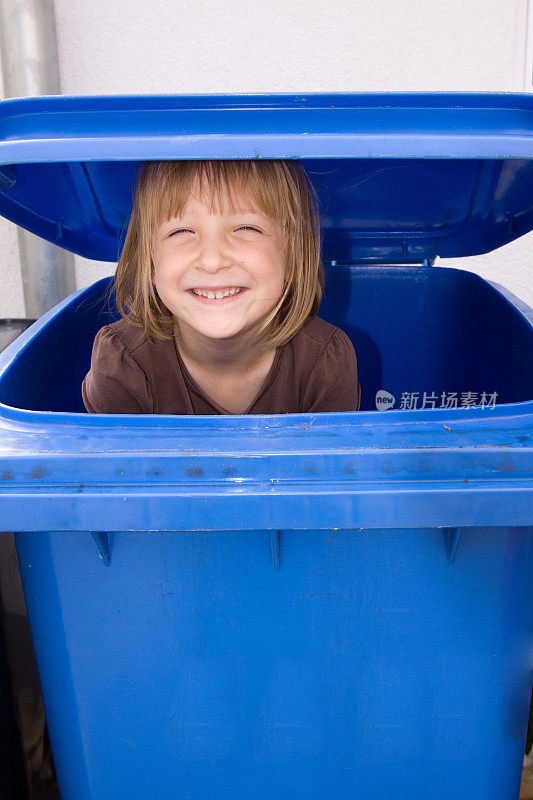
[{"x1": 1, "y1": 92, "x2": 533, "y2": 264}]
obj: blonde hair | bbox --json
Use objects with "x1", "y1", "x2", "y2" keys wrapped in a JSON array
[{"x1": 114, "y1": 160, "x2": 324, "y2": 350}]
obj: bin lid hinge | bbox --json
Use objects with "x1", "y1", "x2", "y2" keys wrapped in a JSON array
[
  {"x1": 92, "y1": 532, "x2": 111, "y2": 566},
  {"x1": 445, "y1": 528, "x2": 462, "y2": 563},
  {"x1": 329, "y1": 257, "x2": 435, "y2": 267},
  {"x1": 271, "y1": 531, "x2": 282, "y2": 571},
  {"x1": 0, "y1": 166, "x2": 16, "y2": 191}
]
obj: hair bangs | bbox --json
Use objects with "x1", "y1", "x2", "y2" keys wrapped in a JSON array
[{"x1": 141, "y1": 161, "x2": 302, "y2": 232}]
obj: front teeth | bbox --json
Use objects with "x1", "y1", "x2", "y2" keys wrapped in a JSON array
[{"x1": 192, "y1": 287, "x2": 243, "y2": 299}]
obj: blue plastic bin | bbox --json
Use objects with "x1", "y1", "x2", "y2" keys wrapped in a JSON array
[{"x1": 0, "y1": 93, "x2": 532, "y2": 800}]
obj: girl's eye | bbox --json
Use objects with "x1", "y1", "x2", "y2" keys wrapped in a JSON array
[
  {"x1": 168, "y1": 228, "x2": 194, "y2": 237},
  {"x1": 235, "y1": 225, "x2": 262, "y2": 233}
]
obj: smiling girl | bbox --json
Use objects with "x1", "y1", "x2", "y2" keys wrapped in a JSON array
[{"x1": 82, "y1": 160, "x2": 361, "y2": 415}]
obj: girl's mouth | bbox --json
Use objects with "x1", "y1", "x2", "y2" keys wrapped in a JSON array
[{"x1": 188, "y1": 287, "x2": 247, "y2": 303}]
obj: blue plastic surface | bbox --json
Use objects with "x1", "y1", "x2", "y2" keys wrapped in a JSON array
[
  {"x1": 0, "y1": 93, "x2": 532, "y2": 799},
  {"x1": 13, "y1": 527, "x2": 533, "y2": 800},
  {"x1": 2, "y1": 93, "x2": 533, "y2": 262}
]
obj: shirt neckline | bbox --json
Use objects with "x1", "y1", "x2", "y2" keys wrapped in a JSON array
[{"x1": 172, "y1": 338, "x2": 283, "y2": 415}]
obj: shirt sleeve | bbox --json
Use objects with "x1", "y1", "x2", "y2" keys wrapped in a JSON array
[
  {"x1": 82, "y1": 325, "x2": 153, "y2": 414},
  {"x1": 301, "y1": 327, "x2": 361, "y2": 413}
]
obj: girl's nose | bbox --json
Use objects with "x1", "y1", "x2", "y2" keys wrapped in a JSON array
[{"x1": 196, "y1": 235, "x2": 232, "y2": 272}]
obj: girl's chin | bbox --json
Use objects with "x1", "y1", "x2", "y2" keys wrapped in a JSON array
[
  {"x1": 196, "y1": 328, "x2": 253, "y2": 341},
  {"x1": 176, "y1": 321, "x2": 255, "y2": 341},
  {"x1": 172, "y1": 310, "x2": 269, "y2": 343}
]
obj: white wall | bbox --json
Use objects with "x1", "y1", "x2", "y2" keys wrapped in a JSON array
[{"x1": 0, "y1": 0, "x2": 532, "y2": 316}]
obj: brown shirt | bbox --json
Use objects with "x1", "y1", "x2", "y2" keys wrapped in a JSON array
[{"x1": 82, "y1": 315, "x2": 361, "y2": 415}]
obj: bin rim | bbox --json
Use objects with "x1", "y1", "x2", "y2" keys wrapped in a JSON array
[
  {"x1": 1, "y1": 398, "x2": 532, "y2": 426},
  {"x1": 0, "y1": 395, "x2": 531, "y2": 532}
]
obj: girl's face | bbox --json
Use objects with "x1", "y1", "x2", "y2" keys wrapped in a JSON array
[{"x1": 152, "y1": 187, "x2": 287, "y2": 347}]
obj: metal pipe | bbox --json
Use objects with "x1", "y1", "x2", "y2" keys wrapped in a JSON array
[{"x1": 0, "y1": 0, "x2": 76, "y2": 318}]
